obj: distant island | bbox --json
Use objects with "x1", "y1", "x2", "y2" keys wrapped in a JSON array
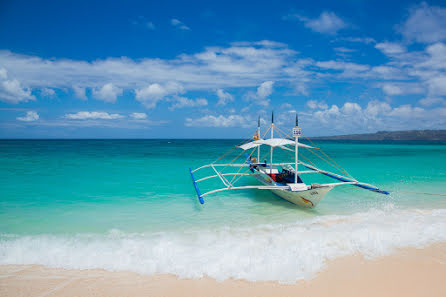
[{"x1": 311, "y1": 130, "x2": 446, "y2": 141}]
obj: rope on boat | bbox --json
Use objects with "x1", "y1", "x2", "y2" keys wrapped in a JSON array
[
  {"x1": 231, "y1": 146, "x2": 276, "y2": 185},
  {"x1": 212, "y1": 137, "x2": 252, "y2": 164},
  {"x1": 229, "y1": 147, "x2": 256, "y2": 184},
  {"x1": 303, "y1": 135, "x2": 354, "y2": 179},
  {"x1": 272, "y1": 126, "x2": 354, "y2": 179}
]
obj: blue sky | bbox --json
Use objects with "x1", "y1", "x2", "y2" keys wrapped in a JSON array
[{"x1": 1, "y1": 0, "x2": 446, "y2": 138}]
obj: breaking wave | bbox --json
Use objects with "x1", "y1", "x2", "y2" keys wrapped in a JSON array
[{"x1": 1, "y1": 207, "x2": 445, "y2": 283}]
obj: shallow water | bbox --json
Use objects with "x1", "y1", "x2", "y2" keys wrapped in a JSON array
[{"x1": 0, "y1": 139, "x2": 445, "y2": 281}]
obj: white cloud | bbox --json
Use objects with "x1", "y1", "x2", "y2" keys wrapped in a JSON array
[
  {"x1": 340, "y1": 37, "x2": 376, "y2": 44},
  {"x1": 341, "y1": 102, "x2": 361, "y2": 114},
  {"x1": 287, "y1": 11, "x2": 347, "y2": 35},
  {"x1": 334, "y1": 47, "x2": 355, "y2": 53},
  {"x1": 381, "y1": 84, "x2": 403, "y2": 95},
  {"x1": 419, "y1": 97, "x2": 446, "y2": 106},
  {"x1": 135, "y1": 82, "x2": 183, "y2": 108},
  {"x1": 171, "y1": 18, "x2": 190, "y2": 30},
  {"x1": 380, "y1": 83, "x2": 424, "y2": 96},
  {"x1": 399, "y1": 2, "x2": 446, "y2": 43},
  {"x1": 417, "y1": 43, "x2": 446, "y2": 70},
  {"x1": 130, "y1": 112, "x2": 148, "y2": 119},
  {"x1": 0, "y1": 42, "x2": 297, "y2": 106},
  {"x1": 243, "y1": 81, "x2": 274, "y2": 107},
  {"x1": 0, "y1": 39, "x2": 444, "y2": 113},
  {"x1": 92, "y1": 83, "x2": 122, "y2": 103},
  {"x1": 185, "y1": 114, "x2": 253, "y2": 128},
  {"x1": 375, "y1": 42, "x2": 406, "y2": 55},
  {"x1": 0, "y1": 68, "x2": 35, "y2": 104},
  {"x1": 426, "y1": 75, "x2": 446, "y2": 96},
  {"x1": 364, "y1": 100, "x2": 392, "y2": 117},
  {"x1": 306, "y1": 100, "x2": 328, "y2": 110},
  {"x1": 41, "y1": 88, "x2": 55, "y2": 97},
  {"x1": 73, "y1": 86, "x2": 87, "y2": 100},
  {"x1": 135, "y1": 83, "x2": 166, "y2": 106},
  {"x1": 257, "y1": 81, "x2": 274, "y2": 98},
  {"x1": 65, "y1": 111, "x2": 124, "y2": 120},
  {"x1": 304, "y1": 100, "x2": 446, "y2": 135},
  {"x1": 216, "y1": 89, "x2": 234, "y2": 106},
  {"x1": 315, "y1": 60, "x2": 370, "y2": 79},
  {"x1": 17, "y1": 111, "x2": 39, "y2": 122},
  {"x1": 168, "y1": 96, "x2": 208, "y2": 110},
  {"x1": 0, "y1": 68, "x2": 7, "y2": 79}
]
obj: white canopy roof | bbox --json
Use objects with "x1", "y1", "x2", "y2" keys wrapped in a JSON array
[{"x1": 238, "y1": 138, "x2": 317, "y2": 150}]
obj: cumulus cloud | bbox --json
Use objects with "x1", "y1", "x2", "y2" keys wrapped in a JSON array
[
  {"x1": 257, "y1": 81, "x2": 274, "y2": 98},
  {"x1": 130, "y1": 112, "x2": 148, "y2": 119},
  {"x1": 0, "y1": 68, "x2": 35, "y2": 104},
  {"x1": 171, "y1": 18, "x2": 190, "y2": 30},
  {"x1": 16, "y1": 111, "x2": 39, "y2": 122},
  {"x1": 168, "y1": 96, "x2": 208, "y2": 110},
  {"x1": 244, "y1": 81, "x2": 274, "y2": 106},
  {"x1": 315, "y1": 60, "x2": 370, "y2": 78},
  {"x1": 426, "y1": 76, "x2": 446, "y2": 96},
  {"x1": 216, "y1": 89, "x2": 234, "y2": 106},
  {"x1": 0, "y1": 38, "x2": 444, "y2": 115},
  {"x1": 185, "y1": 114, "x2": 253, "y2": 128},
  {"x1": 304, "y1": 100, "x2": 446, "y2": 135},
  {"x1": 398, "y1": 2, "x2": 446, "y2": 43},
  {"x1": 380, "y1": 83, "x2": 424, "y2": 96},
  {"x1": 375, "y1": 42, "x2": 406, "y2": 55},
  {"x1": 286, "y1": 11, "x2": 348, "y2": 35},
  {"x1": 306, "y1": 100, "x2": 328, "y2": 110},
  {"x1": 92, "y1": 83, "x2": 122, "y2": 103},
  {"x1": 381, "y1": 84, "x2": 403, "y2": 95},
  {"x1": 0, "y1": 42, "x2": 299, "y2": 107},
  {"x1": 135, "y1": 82, "x2": 183, "y2": 108},
  {"x1": 64, "y1": 111, "x2": 124, "y2": 120},
  {"x1": 40, "y1": 88, "x2": 55, "y2": 97}
]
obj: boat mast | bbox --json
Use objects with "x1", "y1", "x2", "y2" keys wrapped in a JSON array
[
  {"x1": 257, "y1": 116, "x2": 260, "y2": 162},
  {"x1": 270, "y1": 112, "x2": 274, "y2": 174},
  {"x1": 293, "y1": 113, "x2": 301, "y2": 183}
]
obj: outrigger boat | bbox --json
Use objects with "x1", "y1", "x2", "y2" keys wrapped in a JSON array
[{"x1": 189, "y1": 113, "x2": 389, "y2": 208}]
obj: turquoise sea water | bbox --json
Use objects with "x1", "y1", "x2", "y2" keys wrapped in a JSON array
[{"x1": 1, "y1": 139, "x2": 445, "y2": 282}]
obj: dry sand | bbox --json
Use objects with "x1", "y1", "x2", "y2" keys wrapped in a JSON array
[{"x1": 1, "y1": 243, "x2": 445, "y2": 297}]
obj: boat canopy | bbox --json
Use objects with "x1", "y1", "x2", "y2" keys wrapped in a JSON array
[{"x1": 238, "y1": 138, "x2": 317, "y2": 150}]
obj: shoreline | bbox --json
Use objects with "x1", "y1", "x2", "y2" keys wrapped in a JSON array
[{"x1": 1, "y1": 243, "x2": 445, "y2": 297}]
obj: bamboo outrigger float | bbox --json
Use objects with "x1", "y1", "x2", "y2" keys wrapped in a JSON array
[{"x1": 190, "y1": 113, "x2": 389, "y2": 208}]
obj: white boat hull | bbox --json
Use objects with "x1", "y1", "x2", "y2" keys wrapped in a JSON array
[
  {"x1": 253, "y1": 170, "x2": 332, "y2": 208},
  {"x1": 270, "y1": 186, "x2": 332, "y2": 208}
]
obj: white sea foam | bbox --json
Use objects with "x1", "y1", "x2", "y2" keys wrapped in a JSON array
[{"x1": 1, "y1": 208, "x2": 446, "y2": 283}]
